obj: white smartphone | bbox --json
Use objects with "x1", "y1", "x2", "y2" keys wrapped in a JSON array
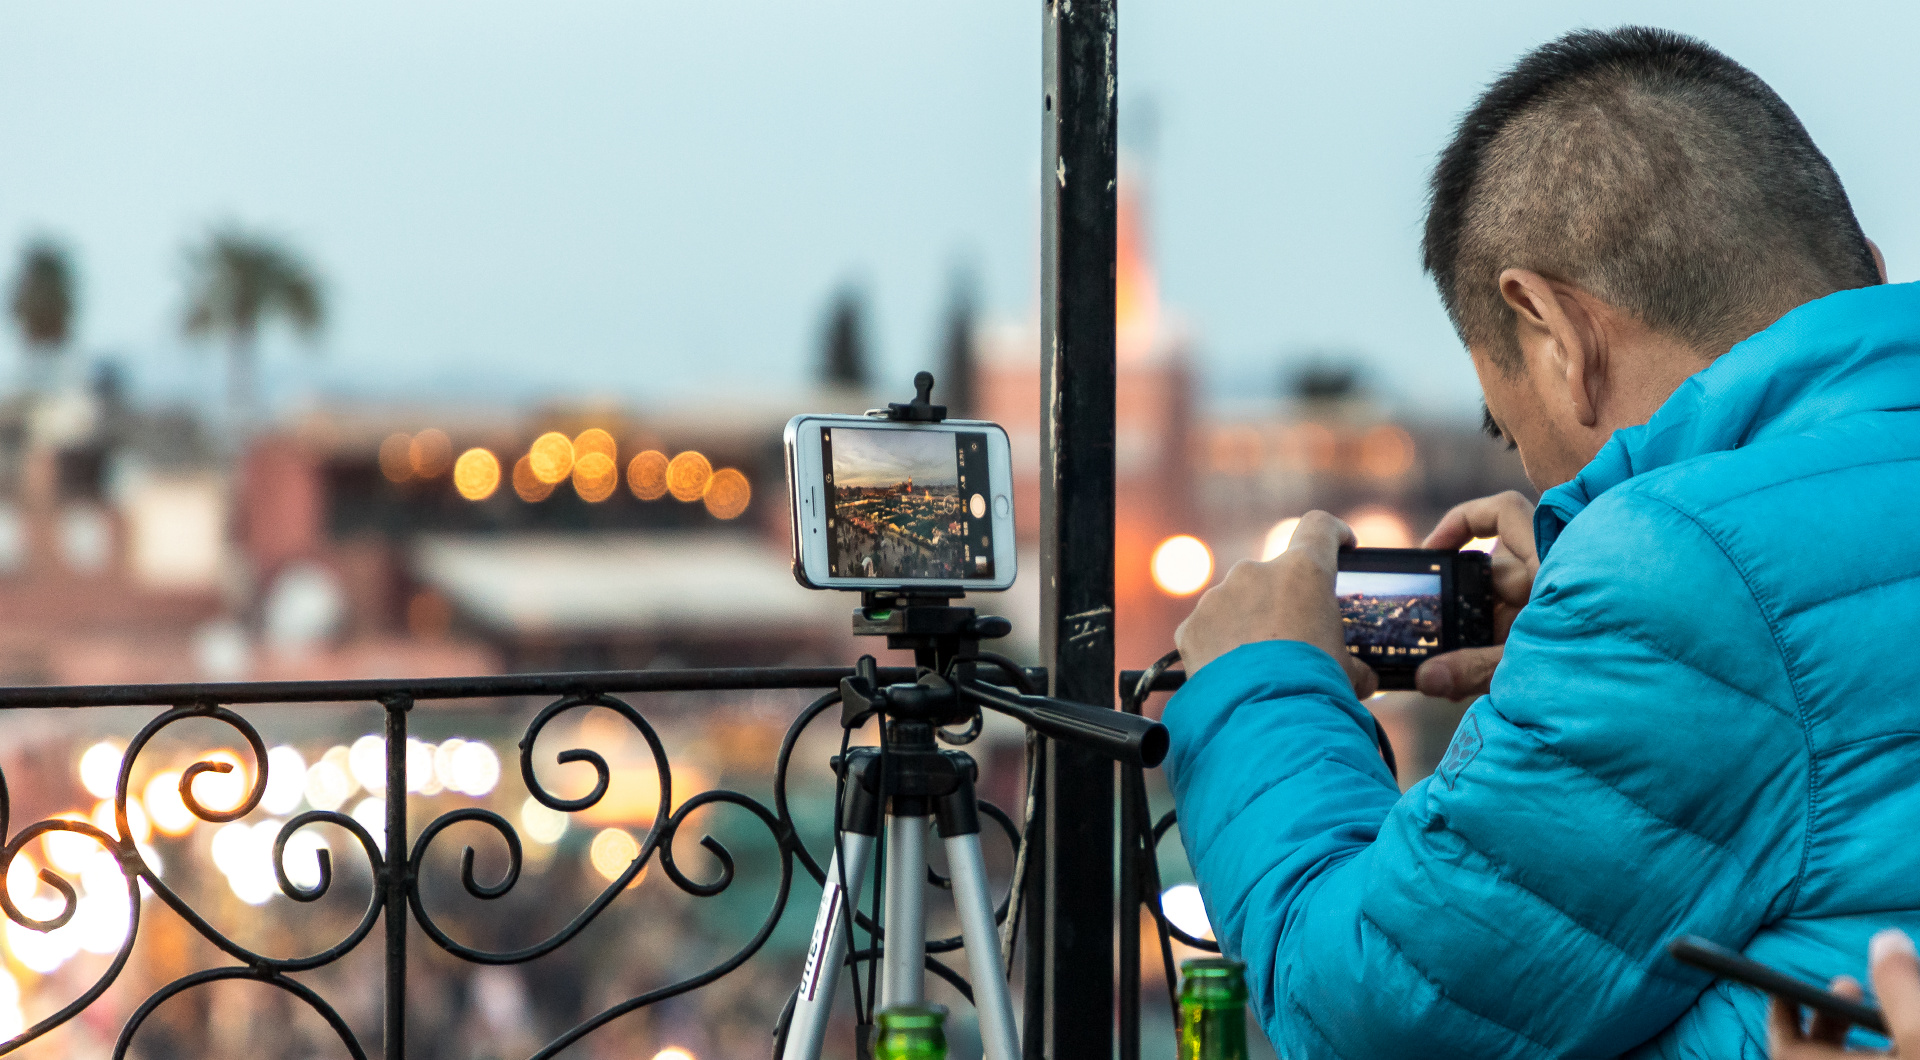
[{"x1": 784, "y1": 414, "x2": 1018, "y2": 593}]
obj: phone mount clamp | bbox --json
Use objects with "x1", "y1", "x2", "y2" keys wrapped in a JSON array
[{"x1": 781, "y1": 373, "x2": 1168, "y2": 1060}]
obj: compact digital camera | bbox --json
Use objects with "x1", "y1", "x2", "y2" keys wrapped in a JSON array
[{"x1": 1337, "y1": 547, "x2": 1495, "y2": 690}]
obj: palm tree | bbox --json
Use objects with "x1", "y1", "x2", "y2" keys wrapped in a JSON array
[
  {"x1": 181, "y1": 227, "x2": 324, "y2": 426},
  {"x1": 936, "y1": 268, "x2": 977, "y2": 417},
  {"x1": 819, "y1": 284, "x2": 871, "y2": 389},
  {"x1": 9, "y1": 238, "x2": 77, "y2": 391}
]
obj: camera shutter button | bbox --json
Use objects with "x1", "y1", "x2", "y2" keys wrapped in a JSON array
[{"x1": 993, "y1": 495, "x2": 1010, "y2": 518}]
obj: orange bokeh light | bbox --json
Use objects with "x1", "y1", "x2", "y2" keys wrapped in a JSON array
[
  {"x1": 453, "y1": 448, "x2": 501, "y2": 500},
  {"x1": 1151, "y1": 535, "x2": 1213, "y2": 596},
  {"x1": 409, "y1": 429, "x2": 454, "y2": 478},
  {"x1": 513, "y1": 455, "x2": 555, "y2": 502},
  {"x1": 379, "y1": 433, "x2": 413, "y2": 483},
  {"x1": 703, "y1": 468, "x2": 751, "y2": 519},
  {"x1": 573, "y1": 452, "x2": 618, "y2": 503},
  {"x1": 628, "y1": 451, "x2": 669, "y2": 500},
  {"x1": 1357, "y1": 424, "x2": 1415, "y2": 479},
  {"x1": 528, "y1": 432, "x2": 575, "y2": 484},
  {"x1": 1347, "y1": 506, "x2": 1414, "y2": 547},
  {"x1": 572, "y1": 428, "x2": 617, "y2": 465},
  {"x1": 665, "y1": 451, "x2": 712, "y2": 502}
]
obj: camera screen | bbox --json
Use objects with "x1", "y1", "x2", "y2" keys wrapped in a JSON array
[
  {"x1": 1337, "y1": 570, "x2": 1441, "y2": 665},
  {"x1": 821, "y1": 427, "x2": 995, "y2": 580}
]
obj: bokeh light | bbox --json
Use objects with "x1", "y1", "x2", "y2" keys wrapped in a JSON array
[
  {"x1": 453, "y1": 448, "x2": 501, "y2": 501},
  {"x1": 78, "y1": 740, "x2": 123, "y2": 800},
  {"x1": 513, "y1": 455, "x2": 555, "y2": 502},
  {"x1": 379, "y1": 433, "x2": 414, "y2": 483},
  {"x1": 1357, "y1": 424, "x2": 1416, "y2": 479},
  {"x1": 1261, "y1": 517, "x2": 1302, "y2": 561},
  {"x1": 589, "y1": 827, "x2": 640, "y2": 884},
  {"x1": 349, "y1": 734, "x2": 387, "y2": 796},
  {"x1": 263, "y1": 745, "x2": 307, "y2": 816},
  {"x1": 304, "y1": 754, "x2": 353, "y2": 813},
  {"x1": 628, "y1": 450, "x2": 669, "y2": 500},
  {"x1": 665, "y1": 451, "x2": 712, "y2": 502},
  {"x1": 528, "y1": 432, "x2": 575, "y2": 484},
  {"x1": 1161, "y1": 883, "x2": 1214, "y2": 941},
  {"x1": 282, "y1": 829, "x2": 329, "y2": 892},
  {"x1": 572, "y1": 452, "x2": 618, "y2": 503},
  {"x1": 43, "y1": 814, "x2": 99, "y2": 874},
  {"x1": 703, "y1": 468, "x2": 751, "y2": 519},
  {"x1": 572, "y1": 428, "x2": 617, "y2": 464},
  {"x1": 408, "y1": 429, "x2": 454, "y2": 478},
  {"x1": 1150, "y1": 535, "x2": 1213, "y2": 596},
  {"x1": 405, "y1": 738, "x2": 435, "y2": 794},
  {"x1": 652, "y1": 1048, "x2": 696, "y2": 1060},
  {"x1": 1347, "y1": 506, "x2": 1413, "y2": 547},
  {"x1": 5, "y1": 852, "x2": 40, "y2": 909},
  {"x1": 352, "y1": 797, "x2": 387, "y2": 854},
  {"x1": 144, "y1": 771, "x2": 195, "y2": 836},
  {"x1": 188, "y1": 749, "x2": 250, "y2": 815},
  {"x1": 446, "y1": 741, "x2": 500, "y2": 797},
  {"x1": 91, "y1": 797, "x2": 151, "y2": 844},
  {"x1": 520, "y1": 797, "x2": 569, "y2": 845}
]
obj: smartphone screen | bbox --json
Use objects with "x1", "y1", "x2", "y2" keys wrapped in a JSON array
[
  {"x1": 1336, "y1": 567, "x2": 1443, "y2": 667},
  {"x1": 820, "y1": 426, "x2": 996, "y2": 581}
]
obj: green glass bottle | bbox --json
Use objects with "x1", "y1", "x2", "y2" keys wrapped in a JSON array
[
  {"x1": 874, "y1": 1003, "x2": 948, "y2": 1060},
  {"x1": 1177, "y1": 958, "x2": 1249, "y2": 1060}
]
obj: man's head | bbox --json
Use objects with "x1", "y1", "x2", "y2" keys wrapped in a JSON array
[{"x1": 1424, "y1": 27, "x2": 1883, "y2": 489}]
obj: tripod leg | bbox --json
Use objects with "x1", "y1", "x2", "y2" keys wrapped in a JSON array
[
  {"x1": 945, "y1": 831, "x2": 1021, "y2": 1060},
  {"x1": 879, "y1": 814, "x2": 929, "y2": 1009},
  {"x1": 782, "y1": 834, "x2": 875, "y2": 1060}
]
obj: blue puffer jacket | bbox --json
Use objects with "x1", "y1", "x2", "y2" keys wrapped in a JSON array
[{"x1": 1164, "y1": 280, "x2": 1920, "y2": 1059}]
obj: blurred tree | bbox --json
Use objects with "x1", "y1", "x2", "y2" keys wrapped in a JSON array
[
  {"x1": 181, "y1": 227, "x2": 324, "y2": 424},
  {"x1": 1284, "y1": 355, "x2": 1365, "y2": 403},
  {"x1": 937, "y1": 269, "x2": 977, "y2": 416},
  {"x1": 9, "y1": 238, "x2": 77, "y2": 389},
  {"x1": 819, "y1": 285, "x2": 871, "y2": 389}
]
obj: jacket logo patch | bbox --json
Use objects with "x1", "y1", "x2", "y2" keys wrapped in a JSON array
[{"x1": 1437, "y1": 715, "x2": 1482, "y2": 790}]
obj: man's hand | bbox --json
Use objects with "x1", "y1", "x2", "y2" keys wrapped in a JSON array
[
  {"x1": 1173, "y1": 511, "x2": 1378, "y2": 697},
  {"x1": 1415, "y1": 490, "x2": 1540, "y2": 701},
  {"x1": 1770, "y1": 929, "x2": 1920, "y2": 1057}
]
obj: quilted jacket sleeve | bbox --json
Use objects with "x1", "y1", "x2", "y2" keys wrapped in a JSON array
[{"x1": 1163, "y1": 490, "x2": 1809, "y2": 1059}]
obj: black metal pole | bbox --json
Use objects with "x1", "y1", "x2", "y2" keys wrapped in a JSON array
[
  {"x1": 383, "y1": 694, "x2": 411, "y2": 1060},
  {"x1": 1032, "y1": 2, "x2": 1119, "y2": 1059}
]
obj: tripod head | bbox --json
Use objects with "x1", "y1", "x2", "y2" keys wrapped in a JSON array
[{"x1": 839, "y1": 644, "x2": 1168, "y2": 769}]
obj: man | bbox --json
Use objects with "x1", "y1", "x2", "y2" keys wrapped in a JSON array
[{"x1": 1167, "y1": 26, "x2": 1919, "y2": 1058}]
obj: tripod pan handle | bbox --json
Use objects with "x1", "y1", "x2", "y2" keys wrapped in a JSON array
[{"x1": 962, "y1": 681, "x2": 1169, "y2": 768}]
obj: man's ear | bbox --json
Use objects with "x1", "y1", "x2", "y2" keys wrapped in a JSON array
[
  {"x1": 1498, "y1": 268, "x2": 1601, "y2": 428},
  {"x1": 1868, "y1": 238, "x2": 1888, "y2": 284}
]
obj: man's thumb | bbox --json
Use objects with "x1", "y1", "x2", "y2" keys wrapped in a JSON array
[
  {"x1": 1416, "y1": 646, "x2": 1503, "y2": 701},
  {"x1": 1869, "y1": 929, "x2": 1920, "y2": 1046}
]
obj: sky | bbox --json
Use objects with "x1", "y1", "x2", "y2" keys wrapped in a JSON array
[
  {"x1": 1, "y1": 1, "x2": 1915, "y2": 418},
  {"x1": 829, "y1": 427, "x2": 957, "y2": 490},
  {"x1": 1336, "y1": 571, "x2": 1441, "y2": 601}
]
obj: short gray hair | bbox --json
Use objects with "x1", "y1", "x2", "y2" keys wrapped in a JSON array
[{"x1": 1424, "y1": 27, "x2": 1880, "y2": 370}]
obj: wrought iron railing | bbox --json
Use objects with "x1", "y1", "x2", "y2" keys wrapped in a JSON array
[{"x1": 0, "y1": 665, "x2": 1019, "y2": 1060}]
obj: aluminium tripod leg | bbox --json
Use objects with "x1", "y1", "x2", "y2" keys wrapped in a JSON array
[
  {"x1": 879, "y1": 814, "x2": 930, "y2": 1009},
  {"x1": 944, "y1": 830, "x2": 1020, "y2": 1060},
  {"x1": 782, "y1": 834, "x2": 874, "y2": 1060}
]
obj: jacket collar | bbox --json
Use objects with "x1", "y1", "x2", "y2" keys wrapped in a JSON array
[{"x1": 1534, "y1": 281, "x2": 1920, "y2": 558}]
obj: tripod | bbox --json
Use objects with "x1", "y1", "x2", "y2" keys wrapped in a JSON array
[{"x1": 780, "y1": 596, "x2": 1166, "y2": 1060}]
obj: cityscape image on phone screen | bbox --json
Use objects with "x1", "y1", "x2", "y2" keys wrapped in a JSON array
[
  {"x1": 822, "y1": 427, "x2": 994, "y2": 580},
  {"x1": 1337, "y1": 570, "x2": 1441, "y2": 663}
]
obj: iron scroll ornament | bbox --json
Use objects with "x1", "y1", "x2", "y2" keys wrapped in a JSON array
[{"x1": 0, "y1": 672, "x2": 1023, "y2": 1059}]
